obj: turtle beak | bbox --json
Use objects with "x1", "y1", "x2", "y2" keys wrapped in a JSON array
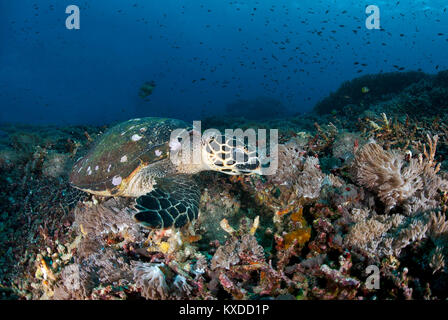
[{"x1": 235, "y1": 159, "x2": 262, "y2": 175}]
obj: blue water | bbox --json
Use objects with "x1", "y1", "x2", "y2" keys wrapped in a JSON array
[{"x1": 0, "y1": 0, "x2": 447, "y2": 125}]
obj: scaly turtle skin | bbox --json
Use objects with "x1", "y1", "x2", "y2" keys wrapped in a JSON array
[{"x1": 70, "y1": 117, "x2": 262, "y2": 229}]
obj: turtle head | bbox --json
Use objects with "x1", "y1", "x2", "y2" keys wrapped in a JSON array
[
  {"x1": 200, "y1": 131, "x2": 263, "y2": 175},
  {"x1": 169, "y1": 128, "x2": 269, "y2": 175}
]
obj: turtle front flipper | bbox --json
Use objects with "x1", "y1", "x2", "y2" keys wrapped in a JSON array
[{"x1": 133, "y1": 175, "x2": 200, "y2": 229}]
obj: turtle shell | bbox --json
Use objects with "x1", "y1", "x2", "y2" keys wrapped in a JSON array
[{"x1": 70, "y1": 117, "x2": 190, "y2": 196}]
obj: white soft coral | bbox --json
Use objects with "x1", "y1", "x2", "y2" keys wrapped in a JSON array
[
  {"x1": 133, "y1": 262, "x2": 169, "y2": 299},
  {"x1": 172, "y1": 275, "x2": 192, "y2": 298},
  {"x1": 353, "y1": 136, "x2": 445, "y2": 214}
]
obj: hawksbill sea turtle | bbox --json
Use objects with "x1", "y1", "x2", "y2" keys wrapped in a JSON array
[{"x1": 69, "y1": 117, "x2": 263, "y2": 229}]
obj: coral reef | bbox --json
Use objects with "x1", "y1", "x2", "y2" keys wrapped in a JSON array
[{"x1": 2, "y1": 70, "x2": 448, "y2": 300}]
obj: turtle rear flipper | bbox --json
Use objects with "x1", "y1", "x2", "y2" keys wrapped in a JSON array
[{"x1": 133, "y1": 175, "x2": 200, "y2": 229}]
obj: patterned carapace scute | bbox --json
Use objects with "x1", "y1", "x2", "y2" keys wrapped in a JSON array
[
  {"x1": 69, "y1": 117, "x2": 189, "y2": 195},
  {"x1": 134, "y1": 175, "x2": 201, "y2": 229}
]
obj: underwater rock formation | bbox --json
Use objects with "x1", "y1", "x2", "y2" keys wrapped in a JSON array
[{"x1": 314, "y1": 71, "x2": 429, "y2": 115}]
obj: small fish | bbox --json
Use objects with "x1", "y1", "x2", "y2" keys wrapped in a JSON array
[
  {"x1": 138, "y1": 81, "x2": 156, "y2": 99},
  {"x1": 361, "y1": 87, "x2": 370, "y2": 93}
]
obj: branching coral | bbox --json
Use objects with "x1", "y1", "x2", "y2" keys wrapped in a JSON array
[
  {"x1": 74, "y1": 197, "x2": 144, "y2": 243},
  {"x1": 426, "y1": 211, "x2": 448, "y2": 273},
  {"x1": 211, "y1": 233, "x2": 265, "y2": 271},
  {"x1": 296, "y1": 156, "x2": 326, "y2": 200},
  {"x1": 210, "y1": 217, "x2": 287, "y2": 298},
  {"x1": 264, "y1": 137, "x2": 326, "y2": 208},
  {"x1": 307, "y1": 122, "x2": 338, "y2": 153},
  {"x1": 211, "y1": 216, "x2": 264, "y2": 272},
  {"x1": 344, "y1": 209, "x2": 400, "y2": 256},
  {"x1": 268, "y1": 138, "x2": 307, "y2": 187},
  {"x1": 344, "y1": 207, "x2": 448, "y2": 273},
  {"x1": 54, "y1": 247, "x2": 133, "y2": 299}
]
